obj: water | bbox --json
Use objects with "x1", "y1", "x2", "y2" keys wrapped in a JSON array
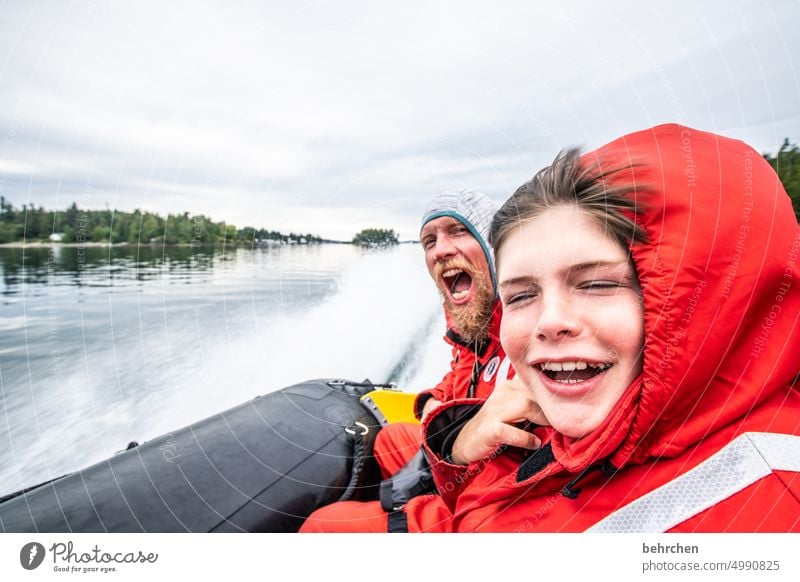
[{"x1": 0, "y1": 243, "x2": 450, "y2": 496}]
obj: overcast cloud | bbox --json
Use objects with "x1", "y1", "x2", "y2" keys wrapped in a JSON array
[{"x1": 1, "y1": 0, "x2": 798, "y2": 240}]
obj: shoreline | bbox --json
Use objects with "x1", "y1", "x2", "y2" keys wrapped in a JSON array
[
  {"x1": 0, "y1": 242, "x2": 237, "y2": 248},
  {"x1": 0, "y1": 240, "x2": 416, "y2": 248},
  {"x1": 0, "y1": 241, "x2": 353, "y2": 248},
  {"x1": 0, "y1": 242, "x2": 121, "y2": 248}
]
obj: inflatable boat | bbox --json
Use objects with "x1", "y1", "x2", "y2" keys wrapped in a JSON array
[{"x1": 0, "y1": 379, "x2": 416, "y2": 532}]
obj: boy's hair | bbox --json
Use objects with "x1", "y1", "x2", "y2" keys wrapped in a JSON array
[{"x1": 490, "y1": 149, "x2": 648, "y2": 258}]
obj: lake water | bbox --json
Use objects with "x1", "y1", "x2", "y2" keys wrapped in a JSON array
[{"x1": 0, "y1": 243, "x2": 450, "y2": 496}]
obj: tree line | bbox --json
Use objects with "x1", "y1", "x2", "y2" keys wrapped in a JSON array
[
  {"x1": 2, "y1": 138, "x2": 797, "y2": 246},
  {"x1": 764, "y1": 138, "x2": 800, "y2": 220},
  {"x1": 0, "y1": 200, "x2": 323, "y2": 245}
]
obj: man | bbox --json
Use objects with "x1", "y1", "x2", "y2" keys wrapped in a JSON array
[
  {"x1": 373, "y1": 189, "x2": 511, "y2": 477},
  {"x1": 301, "y1": 189, "x2": 512, "y2": 532}
]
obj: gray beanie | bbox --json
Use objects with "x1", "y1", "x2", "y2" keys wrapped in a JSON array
[{"x1": 420, "y1": 189, "x2": 499, "y2": 294}]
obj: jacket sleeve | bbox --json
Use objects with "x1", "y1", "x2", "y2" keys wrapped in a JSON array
[
  {"x1": 413, "y1": 345, "x2": 460, "y2": 420},
  {"x1": 421, "y1": 398, "x2": 485, "y2": 511}
]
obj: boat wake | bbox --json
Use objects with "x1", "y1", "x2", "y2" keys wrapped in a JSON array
[{"x1": 0, "y1": 245, "x2": 450, "y2": 495}]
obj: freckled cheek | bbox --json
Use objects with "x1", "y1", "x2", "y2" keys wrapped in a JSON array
[
  {"x1": 592, "y1": 302, "x2": 641, "y2": 338},
  {"x1": 500, "y1": 315, "x2": 533, "y2": 366},
  {"x1": 424, "y1": 253, "x2": 436, "y2": 276},
  {"x1": 466, "y1": 247, "x2": 485, "y2": 270}
]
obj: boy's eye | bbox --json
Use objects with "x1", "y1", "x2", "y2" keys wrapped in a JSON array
[
  {"x1": 507, "y1": 294, "x2": 531, "y2": 304},
  {"x1": 504, "y1": 289, "x2": 538, "y2": 306},
  {"x1": 579, "y1": 280, "x2": 621, "y2": 291}
]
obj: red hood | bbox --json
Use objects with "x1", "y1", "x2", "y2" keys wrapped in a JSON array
[{"x1": 549, "y1": 124, "x2": 800, "y2": 472}]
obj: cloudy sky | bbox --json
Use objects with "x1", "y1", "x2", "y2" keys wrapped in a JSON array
[{"x1": 1, "y1": 0, "x2": 798, "y2": 240}]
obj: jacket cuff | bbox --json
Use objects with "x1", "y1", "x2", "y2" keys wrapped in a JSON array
[
  {"x1": 414, "y1": 389, "x2": 443, "y2": 420},
  {"x1": 426, "y1": 402, "x2": 481, "y2": 462},
  {"x1": 421, "y1": 399, "x2": 484, "y2": 510}
]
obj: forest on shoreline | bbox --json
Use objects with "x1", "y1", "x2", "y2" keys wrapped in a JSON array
[
  {"x1": 1, "y1": 139, "x2": 797, "y2": 246},
  {"x1": 0, "y1": 200, "x2": 325, "y2": 246}
]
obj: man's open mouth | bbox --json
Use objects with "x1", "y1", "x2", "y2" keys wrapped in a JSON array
[
  {"x1": 538, "y1": 361, "x2": 613, "y2": 384},
  {"x1": 442, "y1": 268, "x2": 473, "y2": 302}
]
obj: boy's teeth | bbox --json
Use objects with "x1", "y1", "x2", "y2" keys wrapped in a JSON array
[
  {"x1": 452, "y1": 289, "x2": 469, "y2": 300},
  {"x1": 443, "y1": 269, "x2": 462, "y2": 278},
  {"x1": 539, "y1": 361, "x2": 611, "y2": 371}
]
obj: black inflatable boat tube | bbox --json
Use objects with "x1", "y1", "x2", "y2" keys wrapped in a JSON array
[{"x1": 0, "y1": 379, "x2": 382, "y2": 532}]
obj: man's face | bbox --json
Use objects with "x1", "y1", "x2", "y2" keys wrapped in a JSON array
[{"x1": 420, "y1": 216, "x2": 495, "y2": 341}]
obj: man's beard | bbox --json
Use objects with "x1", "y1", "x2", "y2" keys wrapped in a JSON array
[{"x1": 434, "y1": 259, "x2": 496, "y2": 343}]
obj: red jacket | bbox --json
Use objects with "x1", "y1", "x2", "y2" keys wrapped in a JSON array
[
  {"x1": 371, "y1": 302, "x2": 511, "y2": 480},
  {"x1": 409, "y1": 124, "x2": 800, "y2": 532},
  {"x1": 413, "y1": 302, "x2": 511, "y2": 418}
]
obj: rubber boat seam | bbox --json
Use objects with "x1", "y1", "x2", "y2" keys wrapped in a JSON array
[
  {"x1": 199, "y1": 403, "x2": 342, "y2": 528},
  {"x1": 118, "y1": 448, "x2": 189, "y2": 533},
  {"x1": 209, "y1": 388, "x2": 373, "y2": 530},
  {"x1": 210, "y1": 429, "x2": 346, "y2": 531},
  {"x1": 249, "y1": 394, "x2": 360, "y2": 459},
  {"x1": 187, "y1": 420, "x2": 256, "y2": 533},
  {"x1": 179, "y1": 463, "x2": 247, "y2": 533}
]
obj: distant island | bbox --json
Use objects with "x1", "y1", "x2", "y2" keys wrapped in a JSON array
[
  {"x1": 0, "y1": 200, "x2": 329, "y2": 246},
  {"x1": 352, "y1": 228, "x2": 399, "y2": 247}
]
